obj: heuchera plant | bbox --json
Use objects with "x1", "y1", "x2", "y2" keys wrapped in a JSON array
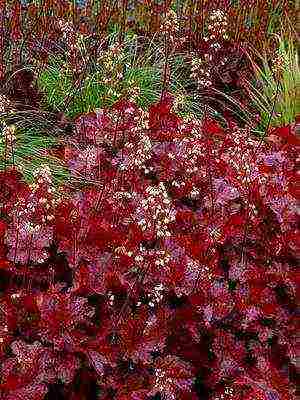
[{"x1": 0, "y1": 95, "x2": 298, "y2": 400}]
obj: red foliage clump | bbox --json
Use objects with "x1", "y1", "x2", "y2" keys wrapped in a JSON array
[{"x1": 0, "y1": 97, "x2": 298, "y2": 400}]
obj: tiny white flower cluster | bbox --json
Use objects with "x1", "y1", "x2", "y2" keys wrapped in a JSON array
[
  {"x1": 190, "y1": 187, "x2": 200, "y2": 199},
  {"x1": 222, "y1": 136, "x2": 264, "y2": 188},
  {"x1": 78, "y1": 145, "x2": 99, "y2": 166},
  {"x1": 210, "y1": 9, "x2": 227, "y2": 20},
  {"x1": 124, "y1": 134, "x2": 152, "y2": 169},
  {"x1": 214, "y1": 386, "x2": 234, "y2": 400},
  {"x1": 154, "y1": 368, "x2": 176, "y2": 398},
  {"x1": 114, "y1": 190, "x2": 134, "y2": 200},
  {"x1": 33, "y1": 164, "x2": 52, "y2": 183},
  {"x1": 155, "y1": 368, "x2": 166, "y2": 379},
  {"x1": 161, "y1": 10, "x2": 179, "y2": 38},
  {"x1": 23, "y1": 221, "x2": 42, "y2": 234},
  {"x1": 191, "y1": 55, "x2": 213, "y2": 88},
  {"x1": 58, "y1": 19, "x2": 73, "y2": 34},
  {"x1": 58, "y1": 19, "x2": 78, "y2": 52},
  {"x1": 140, "y1": 110, "x2": 150, "y2": 130},
  {"x1": 171, "y1": 179, "x2": 185, "y2": 188},
  {"x1": 30, "y1": 169, "x2": 55, "y2": 221},
  {"x1": 11, "y1": 293, "x2": 21, "y2": 299},
  {"x1": 208, "y1": 224, "x2": 222, "y2": 241},
  {"x1": 189, "y1": 261, "x2": 214, "y2": 283},
  {"x1": 210, "y1": 42, "x2": 221, "y2": 50},
  {"x1": 2, "y1": 123, "x2": 16, "y2": 142},
  {"x1": 0, "y1": 95, "x2": 13, "y2": 113},
  {"x1": 141, "y1": 134, "x2": 152, "y2": 151},
  {"x1": 148, "y1": 283, "x2": 165, "y2": 307},
  {"x1": 141, "y1": 164, "x2": 155, "y2": 175},
  {"x1": 0, "y1": 324, "x2": 8, "y2": 342},
  {"x1": 136, "y1": 183, "x2": 176, "y2": 238},
  {"x1": 154, "y1": 250, "x2": 171, "y2": 267},
  {"x1": 207, "y1": 9, "x2": 229, "y2": 42},
  {"x1": 182, "y1": 142, "x2": 203, "y2": 173},
  {"x1": 1, "y1": 123, "x2": 17, "y2": 158},
  {"x1": 190, "y1": 10, "x2": 229, "y2": 88},
  {"x1": 272, "y1": 52, "x2": 285, "y2": 76}
]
